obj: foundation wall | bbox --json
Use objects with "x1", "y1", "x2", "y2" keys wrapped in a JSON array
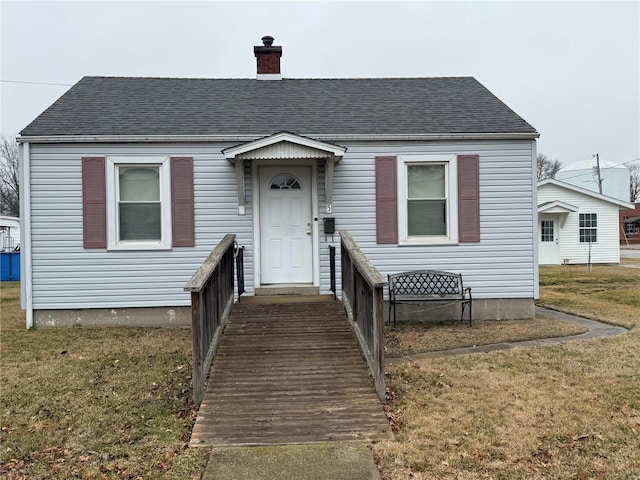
[{"x1": 34, "y1": 306, "x2": 191, "y2": 328}]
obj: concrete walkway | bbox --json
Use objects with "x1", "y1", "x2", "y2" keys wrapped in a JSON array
[
  {"x1": 387, "y1": 306, "x2": 628, "y2": 364},
  {"x1": 621, "y1": 245, "x2": 640, "y2": 259},
  {"x1": 202, "y1": 442, "x2": 381, "y2": 480},
  {"x1": 200, "y1": 307, "x2": 628, "y2": 479}
]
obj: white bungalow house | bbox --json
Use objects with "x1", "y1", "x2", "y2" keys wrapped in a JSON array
[
  {"x1": 18, "y1": 36, "x2": 540, "y2": 328},
  {"x1": 537, "y1": 179, "x2": 633, "y2": 265}
]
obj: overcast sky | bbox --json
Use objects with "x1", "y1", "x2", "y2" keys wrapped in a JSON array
[{"x1": 1, "y1": 0, "x2": 638, "y2": 169}]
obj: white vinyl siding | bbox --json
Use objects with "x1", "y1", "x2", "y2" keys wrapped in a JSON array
[
  {"x1": 325, "y1": 140, "x2": 537, "y2": 300},
  {"x1": 28, "y1": 143, "x2": 253, "y2": 309},
  {"x1": 28, "y1": 139, "x2": 537, "y2": 310},
  {"x1": 538, "y1": 183, "x2": 622, "y2": 264}
]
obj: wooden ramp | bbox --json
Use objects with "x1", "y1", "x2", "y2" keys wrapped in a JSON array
[{"x1": 190, "y1": 298, "x2": 393, "y2": 447}]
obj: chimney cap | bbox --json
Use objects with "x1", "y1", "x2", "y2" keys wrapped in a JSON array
[{"x1": 261, "y1": 35, "x2": 275, "y2": 47}]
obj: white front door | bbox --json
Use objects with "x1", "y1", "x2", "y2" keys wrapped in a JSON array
[
  {"x1": 259, "y1": 166, "x2": 313, "y2": 284},
  {"x1": 539, "y1": 217, "x2": 560, "y2": 265}
]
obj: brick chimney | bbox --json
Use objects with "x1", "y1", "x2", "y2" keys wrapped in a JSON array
[{"x1": 254, "y1": 35, "x2": 282, "y2": 80}]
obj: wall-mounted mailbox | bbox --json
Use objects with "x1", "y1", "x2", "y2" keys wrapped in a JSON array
[{"x1": 323, "y1": 217, "x2": 335, "y2": 235}]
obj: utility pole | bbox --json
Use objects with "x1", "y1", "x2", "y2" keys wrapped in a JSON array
[{"x1": 593, "y1": 153, "x2": 603, "y2": 194}]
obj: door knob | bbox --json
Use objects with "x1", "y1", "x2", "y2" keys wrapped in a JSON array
[{"x1": 306, "y1": 230, "x2": 312, "y2": 235}]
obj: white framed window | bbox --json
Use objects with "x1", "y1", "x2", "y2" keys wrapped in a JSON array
[
  {"x1": 625, "y1": 222, "x2": 634, "y2": 235},
  {"x1": 579, "y1": 213, "x2": 597, "y2": 243},
  {"x1": 106, "y1": 156, "x2": 172, "y2": 250},
  {"x1": 541, "y1": 220, "x2": 554, "y2": 242},
  {"x1": 397, "y1": 154, "x2": 458, "y2": 245}
]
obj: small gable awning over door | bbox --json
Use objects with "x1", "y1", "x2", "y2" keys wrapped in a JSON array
[
  {"x1": 538, "y1": 200, "x2": 578, "y2": 228},
  {"x1": 537, "y1": 200, "x2": 579, "y2": 214},
  {"x1": 223, "y1": 132, "x2": 346, "y2": 214}
]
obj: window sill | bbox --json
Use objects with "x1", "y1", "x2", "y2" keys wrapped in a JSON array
[
  {"x1": 398, "y1": 237, "x2": 458, "y2": 246},
  {"x1": 108, "y1": 243, "x2": 172, "y2": 251}
]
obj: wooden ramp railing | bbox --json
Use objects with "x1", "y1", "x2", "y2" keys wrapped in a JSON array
[
  {"x1": 339, "y1": 231, "x2": 386, "y2": 400},
  {"x1": 186, "y1": 232, "x2": 386, "y2": 405},
  {"x1": 184, "y1": 234, "x2": 236, "y2": 405}
]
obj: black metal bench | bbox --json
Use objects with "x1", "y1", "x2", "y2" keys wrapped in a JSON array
[{"x1": 388, "y1": 270, "x2": 472, "y2": 327}]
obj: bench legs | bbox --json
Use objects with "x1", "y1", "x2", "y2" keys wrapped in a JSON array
[
  {"x1": 388, "y1": 301, "x2": 397, "y2": 328},
  {"x1": 460, "y1": 300, "x2": 472, "y2": 327},
  {"x1": 391, "y1": 300, "x2": 472, "y2": 328}
]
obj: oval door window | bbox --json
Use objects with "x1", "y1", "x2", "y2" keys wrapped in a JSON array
[{"x1": 270, "y1": 174, "x2": 301, "y2": 190}]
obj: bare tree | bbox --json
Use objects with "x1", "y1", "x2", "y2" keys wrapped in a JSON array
[
  {"x1": 629, "y1": 161, "x2": 640, "y2": 202},
  {"x1": 0, "y1": 135, "x2": 20, "y2": 216},
  {"x1": 537, "y1": 153, "x2": 562, "y2": 181}
]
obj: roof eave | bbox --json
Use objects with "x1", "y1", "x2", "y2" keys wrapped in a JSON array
[
  {"x1": 17, "y1": 131, "x2": 540, "y2": 144},
  {"x1": 538, "y1": 178, "x2": 635, "y2": 209}
]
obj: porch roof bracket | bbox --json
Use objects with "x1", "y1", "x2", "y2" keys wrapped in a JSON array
[
  {"x1": 235, "y1": 159, "x2": 246, "y2": 215},
  {"x1": 325, "y1": 157, "x2": 337, "y2": 214}
]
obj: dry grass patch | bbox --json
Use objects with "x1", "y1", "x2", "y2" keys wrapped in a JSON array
[
  {"x1": 385, "y1": 317, "x2": 587, "y2": 358},
  {"x1": 0, "y1": 282, "x2": 209, "y2": 479},
  {"x1": 538, "y1": 264, "x2": 640, "y2": 330},
  {"x1": 620, "y1": 257, "x2": 638, "y2": 264},
  {"x1": 373, "y1": 265, "x2": 640, "y2": 479}
]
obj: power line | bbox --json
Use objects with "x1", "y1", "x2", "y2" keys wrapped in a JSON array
[
  {"x1": 557, "y1": 166, "x2": 632, "y2": 183},
  {"x1": 552, "y1": 167, "x2": 631, "y2": 183},
  {"x1": 552, "y1": 156, "x2": 640, "y2": 182},
  {"x1": 571, "y1": 155, "x2": 640, "y2": 169},
  {"x1": 1, "y1": 79, "x2": 73, "y2": 87},
  {"x1": 618, "y1": 157, "x2": 640, "y2": 167}
]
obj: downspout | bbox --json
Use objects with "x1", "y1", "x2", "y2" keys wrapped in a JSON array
[
  {"x1": 19, "y1": 142, "x2": 34, "y2": 328},
  {"x1": 532, "y1": 140, "x2": 539, "y2": 300}
]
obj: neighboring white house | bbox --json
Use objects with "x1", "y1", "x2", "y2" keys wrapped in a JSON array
[
  {"x1": 0, "y1": 215, "x2": 20, "y2": 251},
  {"x1": 538, "y1": 179, "x2": 633, "y2": 265}
]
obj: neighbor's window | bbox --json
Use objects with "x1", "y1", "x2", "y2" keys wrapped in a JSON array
[
  {"x1": 541, "y1": 220, "x2": 554, "y2": 242},
  {"x1": 579, "y1": 213, "x2": 597, "y2": 243},
  {"x1": 107, "y1": 156, "x2": 172, "y2": 250},
  {"x1": 625, "y1": 220, "x2": 638, "y2": 235},
  {"x1": 398, "y1": 154, "x2": 458, "y2": 244}
]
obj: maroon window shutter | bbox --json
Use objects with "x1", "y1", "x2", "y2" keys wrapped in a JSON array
[
  {"x1": 170, "y1": 157, "x2": 195, "y2": 247},
  {"x1": 375, "y1": 156, "x2": 398, "y2": 244},
  {"x1": 82, "y1": 157, "x2": 107, "y2": 248},
  {"x1": 458, "y1": 154, "x2": 480, "y2": 243}
]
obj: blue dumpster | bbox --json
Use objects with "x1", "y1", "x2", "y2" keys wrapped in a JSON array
[{"x1": 0, "y1": 252, "x2": 20, "y2": 281}]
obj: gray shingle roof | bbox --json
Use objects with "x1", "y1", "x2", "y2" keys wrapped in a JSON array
[{"x1": 20, "y1": 76, "x2": 537, "y2": 138}]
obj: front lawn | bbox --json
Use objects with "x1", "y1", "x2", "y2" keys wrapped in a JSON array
[
  {"x1": 374, "y1": 264, "x2": 640, "y2": 479},
  {"x1": 0, "y1": 282, "x2": 208, "y2": 479},
  {"x1": 2, "y1": 262, "x2": 638, "y2": 479}
]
